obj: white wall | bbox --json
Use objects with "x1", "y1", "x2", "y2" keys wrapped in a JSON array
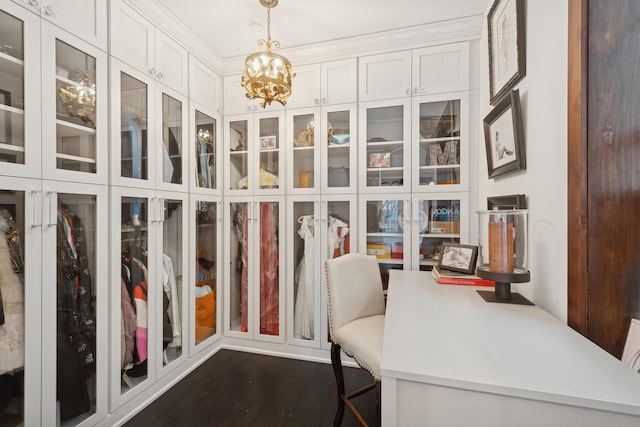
[{"x1": 477, "y1": 0, "x2": 569, "y2": 320}]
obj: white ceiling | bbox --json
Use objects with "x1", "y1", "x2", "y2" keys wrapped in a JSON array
[{"x1": 155, "y1": 0, "x2": 490, "y2": 59}]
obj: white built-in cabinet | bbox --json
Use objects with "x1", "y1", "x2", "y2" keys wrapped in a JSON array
[
  {"x1": 358, "y1": 42, "x2": 470, "y2": 101},
  {"x1": 189, "y1": 55, "x2": 222, "y2": 115},
  {"x1": 224, "y1": 110, "x2": 285, "y2": 196},
  {"x1": 1, "y1": 2, "x2": 110, "y2": 425},
  {"x1": 287, "y1": 195, "x2": 356, "y2": 350},
  {"x1": 224, "y1": 196, "x2": 285, "y2": 343},
  {"x1": 285, "y1": 58, "x2": 357, "y2": 109},
  {"x1": 11, "y1": 0, "x2": 107, "y2": 50},
  {"x1": 109, "y1": 0, "x2": 188, "y2": 95},
  {"x1": 358, "y1": 43, "x2": 471, "y2": 288},
  {"x1": 286, "y1": 103, "x2": 358, "y2": 195}
]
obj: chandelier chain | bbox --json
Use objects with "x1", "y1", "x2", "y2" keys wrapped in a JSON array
[{"x1": 266, "y1": 3, "x2": 271, "y2": 41}]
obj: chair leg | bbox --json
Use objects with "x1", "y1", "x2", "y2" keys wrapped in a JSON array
[
  {"x1": 331, "y1": 342, "x2": 346, "y2": 427},
  {"x1": 376, "y1": 381, "x2": 381, "y2": 423}
]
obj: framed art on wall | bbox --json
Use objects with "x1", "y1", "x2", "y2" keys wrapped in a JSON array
[
  {"x1": 483, "y1": 89, "x2": 525, "y2": 179},
  {"x1": 488, "y1": 0, "x2": 526, "y2": 105}
]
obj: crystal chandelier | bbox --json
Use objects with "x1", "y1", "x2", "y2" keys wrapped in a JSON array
[
  {"x1": 59, "y1": 58, "x2": 96, "y2": 128},
  {"x1": 241, "y1": 0, "x2": 295, "y2": 108}
]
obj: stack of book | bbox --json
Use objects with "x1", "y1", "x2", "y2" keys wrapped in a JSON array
[{"x1": 431, "y1": 266, "x2": 495, "y2": 287}]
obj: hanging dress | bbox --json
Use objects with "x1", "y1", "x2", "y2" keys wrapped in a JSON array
[
  {"x1": 294, "y1": 215, "x2": 315, "y2": 339},
  {"x1": 327, "y1": 216, "x2": 350, "y2": 259}
]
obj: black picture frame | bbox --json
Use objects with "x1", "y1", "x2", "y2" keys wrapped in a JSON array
[
  {"x1": 437, "y1": 242, "x2": 478, "y2": 274},
  {"x1": 483, "y1": 89, "x2": 525, "y2": 179},
  {"x1": 487, "y1": 194, "x2": 527, "y2": 210},
  {"x1": 488, "y1": 0, "x2": 526, "y2": 105}
]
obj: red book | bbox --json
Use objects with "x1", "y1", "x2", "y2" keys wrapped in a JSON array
[{"x1": 436, "y1": 277, "x2": 495, "y2": 287}]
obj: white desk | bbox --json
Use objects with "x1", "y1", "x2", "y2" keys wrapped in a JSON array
[{"x1": 381, "y1": 270, "x2": 640, "y2": 426}]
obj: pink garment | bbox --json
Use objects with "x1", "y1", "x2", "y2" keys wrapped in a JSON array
[{"x1": 260, "y1": 202, "x2": 279, "y2": 336}]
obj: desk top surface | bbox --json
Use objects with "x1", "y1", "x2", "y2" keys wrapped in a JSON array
[{"x1": 382, "y1": 270, "x2": 640, "y2": 416}]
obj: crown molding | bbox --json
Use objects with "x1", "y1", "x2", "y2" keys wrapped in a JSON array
[
  {"x1": 124, "y1": 1, "x2": 482, "y2": 79},
  {"x1": 126, "y1": 0, "x2": 224, "y2": 72},
  {"x1": 222, "y1": 15, "x2": 484, "y2": 75}
]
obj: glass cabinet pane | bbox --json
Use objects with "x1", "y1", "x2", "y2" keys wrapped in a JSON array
[
  {"x1": 229, "y1": 120, "x2": 249, "y2": 191},
  {"x1": 120, "y1": 197, "x2": 149, "y2": 390},
  {"x1": 195, "y1": 201, "x2": 217, "y2": 344},
  {"x1": 56, "y1": 193, "x2": 97, "y2": 422},
  {"x1": 365, "y1": 105, "x2": 405, "y2": 188},
  {"x1": 420, "y1": 198, "x2": 461, "y2": 270},
  {"x1": 325, "y1": 200, "x2": 351, "y2": 259},
  {"x1": 120, "y1": 73, "x2": 148, "y2": 180},
  {"x1": 195, "y1": 111, "x2": 216, "y2": 189},
  {"x1": 365, "y1": 199, "x2": 405, "y2": 290},
  {"x1": 229, "y1": 201, "x2": 248, "y2": 332},
  {"x1": 258, "y1": 201, "x2": 279, "y2": 336},
  {"x1": 55, "y1": 41, "x2": 97, "y2": 173},
  {"x1": 0, "y1": 10, "x2": 25, "y2": 164},
  {"x1": 326, "y1": 110, "x2": 351, "y2": 189},
  {"x1": 162, "y1": 94, "x2": 182, "y2": 185},
  {"x1": 292, "y1": 201, "x2": 315, "y2": 340},
  {"x1": 161, "y1": 199, "x2": 183, "y2": 365},
  {"x1": 292, "y1": 114, "x2": 315, "y2": 190},
  {"x1": 418, "y1": 100, "x2": 460, "y2": 186},
  {"x1": 0, "y1": 191, "x2": 25, "y2": 425},
  {"x1": 258, "y1": 117, "x2": 279, "y2": 190}
]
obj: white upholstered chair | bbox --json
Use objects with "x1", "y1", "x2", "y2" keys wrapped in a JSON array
[{"x1": 325, "y1": 253, "x2": 386, "y2": 426}]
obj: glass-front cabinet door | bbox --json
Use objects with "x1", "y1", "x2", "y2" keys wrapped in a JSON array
[
  {"x1": 41, "y1": 182, "x2": 108, "y2": 426},
  {"x1": 322, "y1": 105, "x2": 357, "y2": 194},
  {"x1": 225, "y1": 198, "x2": 284, "y2": 342},
  {"x1": 361, "y1": 195, "x2": 410, "y2": 292},
  {"x1": 412, "y1": 92, "x2": 469, "y2": 192},
  {"x1": 155, "y1": 192, "x2": 187, "y2": 376},
  {"x1": 288, "y1": 197, "x2": 320, "y2": 347},
  {"x1": 0, "y1": 4, "x2": 40, "y2": 179},
  {"x1": 191, "y1": 198, "x2": 220, "y2": 350},
  {"x1": 359, "y1": 99, "x2": 411, "y2": 193},
  {"x1": 191, "y1": 108, "x2": 220, "y2": 194},
  {"x1": 255, "y1": 113, "x2": 284, "y2": 194},
  {"x1": 287, "y1": 108, "x2": 319, "y2": 194},
  {"x1": 157, "y1": 90, "x2": 187, "y2": 191},
  {"x1": 111, "y1": 59, "x2": 155, "y2": 189},
  {"x1": 225, "y1": 116, "x2": 251, "y2": 194},
  {"x1": 110, "y1": 189, "x2": 155, "y2": 408},
  {"x1": 412, "y1": 194, "x2": 468, "y2": 271},
  {"x1": 41, "y1": 23, "x2": 107, "y2": 184},
  {"x1": 0, "y1": 177, "x2": 42, "y2": 426},
  {"x1": 226, "y1": 199, "x2": 250, "y2": 337}
]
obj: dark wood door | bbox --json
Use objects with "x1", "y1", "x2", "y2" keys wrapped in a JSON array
[{"x1": 568, "y1": 0, "x2": 640, "y2": 357}]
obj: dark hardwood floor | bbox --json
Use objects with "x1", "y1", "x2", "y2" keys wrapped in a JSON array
[{"x1": 124, "y1": 349, "x2": 379, "y2": 427}]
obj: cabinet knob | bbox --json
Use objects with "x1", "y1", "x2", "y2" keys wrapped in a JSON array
[
  {"x1": 44, "y1": 5, "x2": 56, "y2": 16},
  {"x1": 405, "y1": 88, "x2": 411, "y2": 95},
  {"x1": 157, "y1": 71, "x2": 164, "y2": 80},
  {"x1": 149, "y1": 68, "x2": 156, "y2": 77},
  {"x1": 29, "y1": 0, "x2": 40, "y2": 8},
  {"x1": 321, "y1": 98, "x2": 327, "y2": 104},
  {"x1": 314, "y1": 98, "x2": 320, "y2": 105}
]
